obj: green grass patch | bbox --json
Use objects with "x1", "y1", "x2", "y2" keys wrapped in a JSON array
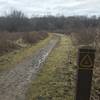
[
  {"x1": 27, "y1": 35, "x2": 77, "y2": 100},
  {"x1": 0, "y1": 34, "x2": 52, "y2": 71}
]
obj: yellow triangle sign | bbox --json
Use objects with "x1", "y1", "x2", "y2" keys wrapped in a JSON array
[{"x1": 80, "y1": 55, "x2": 93, "y2": 68}]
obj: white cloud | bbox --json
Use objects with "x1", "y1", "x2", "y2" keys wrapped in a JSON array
[{"x1": 0, "y1": 0, "x2": 100, "y2": 17}]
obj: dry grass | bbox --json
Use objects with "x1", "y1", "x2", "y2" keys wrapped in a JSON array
[
  {"x1": 27, "y1": 35, "x2": 77, "y2": 100},
  {"x1": 0, "y1": 31, "x2": 48, "y2": 56}
]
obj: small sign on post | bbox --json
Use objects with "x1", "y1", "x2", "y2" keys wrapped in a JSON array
[{"x1": 75, "y1": 46, "x2": 96, "y2": 100}]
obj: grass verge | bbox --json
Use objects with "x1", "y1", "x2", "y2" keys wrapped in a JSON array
[
  {"x1": 27, "y1": 35, "x2": 77, "y2": 100},
  {"x1": 0, "y1": 34, "x2": 52, "y2": 71}
]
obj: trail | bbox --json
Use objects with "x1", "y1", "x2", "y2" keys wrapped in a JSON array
[{"x1": 0, "y1": 35, "x2": 60, "y2": 100}]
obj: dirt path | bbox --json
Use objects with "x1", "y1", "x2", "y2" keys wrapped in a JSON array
[{"x1": 0, "y1": 35, "x2": 59, "y2": 100}]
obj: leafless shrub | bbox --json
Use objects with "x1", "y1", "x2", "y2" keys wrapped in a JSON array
[
  {"x1": 0, "y1": 40, "x2": 19, "y2": 55},
  {"x1": 71, "y1": 27, "x2": 97, "y2": 45},
  {"x1": 23, "y1": 31, "x2": 48, "y2": 44}
]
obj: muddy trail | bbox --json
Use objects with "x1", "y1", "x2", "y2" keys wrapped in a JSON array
[{"x1": 0, "y1": 35, "x2": 60, "y2": 100}]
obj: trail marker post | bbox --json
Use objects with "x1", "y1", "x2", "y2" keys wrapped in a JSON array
[{"x1": 75, "y1": 46, "x2": 96, "y2": 100}]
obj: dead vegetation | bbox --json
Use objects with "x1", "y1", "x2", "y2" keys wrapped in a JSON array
[
  {"x1": 23, "y1": 31, "x2": 48, "y2": 44},
  {"x1": 0, "y1": 31, "x2": 48, "y2": 56}
]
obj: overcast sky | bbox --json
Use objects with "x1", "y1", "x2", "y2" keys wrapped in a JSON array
[{"x1": 0, "y1": 0, "x2": 100, "y2": 17}]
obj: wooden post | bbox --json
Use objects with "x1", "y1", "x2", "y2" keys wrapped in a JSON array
[{"x1": 75, "y1": 46, "x2": 96, "y2": 100}]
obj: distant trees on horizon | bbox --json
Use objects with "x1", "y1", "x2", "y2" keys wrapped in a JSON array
[{"x1": 0, "y1": 10, "x2": 100, "y2": 33}]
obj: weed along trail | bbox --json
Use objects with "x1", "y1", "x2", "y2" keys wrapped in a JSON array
[{"x1": 0, "y1": 35, "x2": 59, "y2": 100}]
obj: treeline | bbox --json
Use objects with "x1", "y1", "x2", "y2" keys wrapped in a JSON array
[
  {"x1": 0, "y1": 10, "x2": 50, "y2": 56},
  {"x1": 0, "y1": 10, "x2": 100, "y2": 33},
  {"x1": 1, "y1": 10, "x2": 100, "y2": 47}
]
